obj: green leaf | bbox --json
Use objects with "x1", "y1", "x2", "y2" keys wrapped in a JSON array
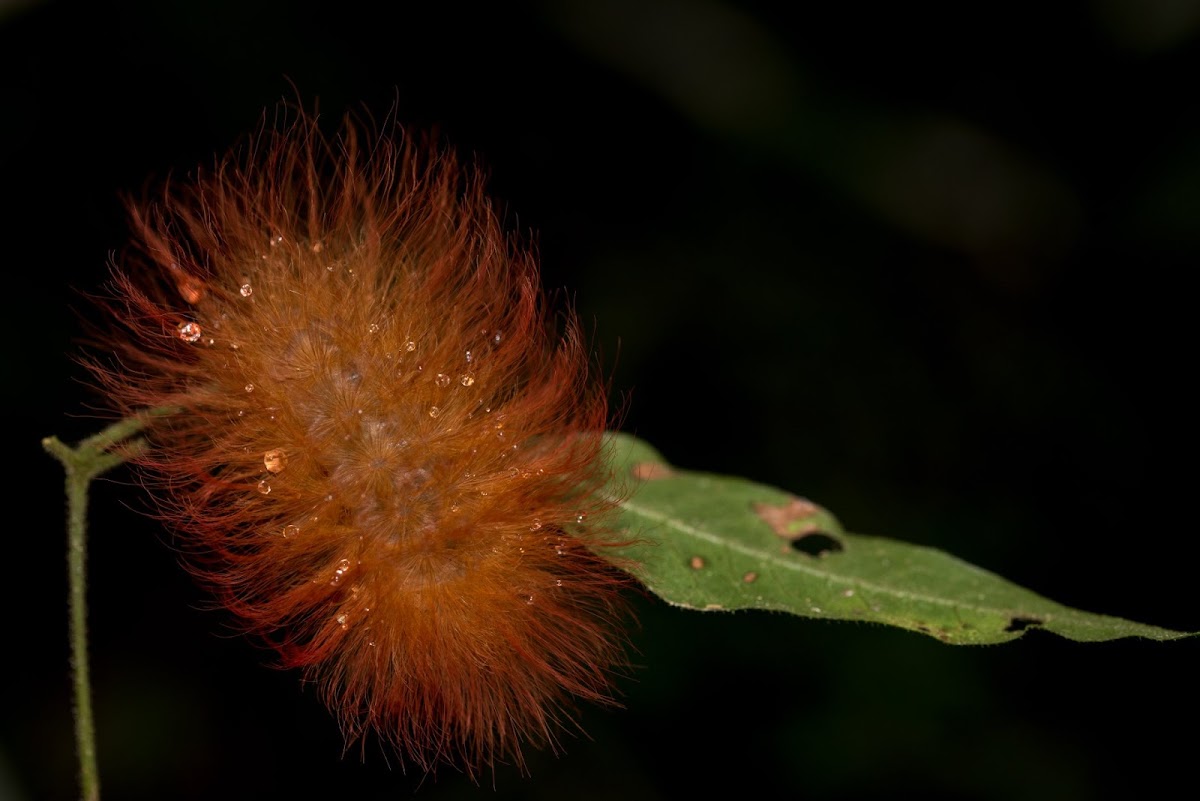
[{"x1": 602, "y1": 433, "x2": 1191, "y2": 644}]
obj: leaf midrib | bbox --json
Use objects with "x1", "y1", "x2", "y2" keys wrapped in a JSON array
[{"x1": 614, "y1": 495, "x2": 1088, "y2": 623}]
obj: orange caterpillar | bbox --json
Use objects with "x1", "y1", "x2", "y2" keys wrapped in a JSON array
[{"x1": 88, "y1": 109, "x2": 631, "y2": 775}]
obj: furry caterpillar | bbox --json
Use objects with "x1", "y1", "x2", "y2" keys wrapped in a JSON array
[{"x1": 88, "y1": 109, "x2": 632, "y2": 775}]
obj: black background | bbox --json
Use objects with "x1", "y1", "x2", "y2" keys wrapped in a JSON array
[{"x1": 3, "y1": 1, "x2": 1198, "y2": 799}]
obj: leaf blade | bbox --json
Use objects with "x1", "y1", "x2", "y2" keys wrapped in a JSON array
[{"x1": 603, "y1": 433, "x2": 1190, "y2": 644}]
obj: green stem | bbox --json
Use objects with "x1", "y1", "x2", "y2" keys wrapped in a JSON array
[{"x1": 43, "y1": 414, "x2": 159, "y2": 801}]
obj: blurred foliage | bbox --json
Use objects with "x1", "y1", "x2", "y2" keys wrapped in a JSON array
[{"x1": 4, "y1": 0, "x2": 1198, "y2": 799}]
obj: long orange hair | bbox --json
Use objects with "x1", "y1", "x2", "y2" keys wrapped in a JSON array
[{"x1": 88, "y1": 107, "x2": 631, "y2": 776}]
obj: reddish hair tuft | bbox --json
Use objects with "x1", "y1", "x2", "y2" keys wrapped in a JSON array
[{"x1": 89, "y1": 109, "x2": 631, "y2": 775}]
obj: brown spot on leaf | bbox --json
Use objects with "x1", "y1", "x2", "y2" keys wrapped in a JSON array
[
  {"x1": 631, "y1": 461, "x2": 674, "y2": 480},
  {"x1": 755, "y1": 497, "x2": 819, "y2": 535},
  {"x1": 689, "y1": 555, "x2": 706, "y2": 570},
  {"x1": 754, "y1": 496, "x2": 843, "y2": 556},
  {"x1": 742, "y1": 571, "x2": 758, "y2": 583}
]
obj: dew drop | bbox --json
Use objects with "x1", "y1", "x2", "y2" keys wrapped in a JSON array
[
  {"x1": 282, "y1": 524, "x2": 300, "y2": 538},
  {"x1": 555, "y1": 579, "x2": 563, "y2": 587},
  {"x1": 256, "y1": 479, "x2": 271, "y2": 495},
  {"x1": 239, "y1": 283, "x2": 253, "y2": 298},
  {"x1": 204, "y1": 337, "x2": 215, "y2": 346},
  {"x1": 176, "y1": 321, "x2": 202, "y2": 342},
  {"x1": 176, "y1": 276, "x2": 205, "y2": 304},
  {"x1": 689, "y1": 555, "x2": 706, "y2": 570},
  {"x1": 435, "y1": 373, "x2": 451, "y2": 388},
  {"x1": 529, "y1": 519, "x2": 543, "y2": 531},
  {"x1": 429, "y1": 406, "x2": 441, "y2": 418},
  {"x1": 449, "y1": 504, "x2": 461, "y2": 513},
  {"x1": 492, "y1": 331, "x2": 502, "y2": 345},
  {"x1": 311, "y1": 241, "x2": 324, "y2": 253},
  {"x1": 464, "y1": 349, "x2": 473, "y2": 364},
  {"x1": 270, "y1": 234, "x2": 284, "y2": 247},
  {"x1": 576, "y1": 512, "x2": 587, "y2": 524},
  {"x1": 336, "y1": 614, "x2": 348, "y2": 629},
  {"x1": 405, "y1": 340, "x2": 417, "y2": 352},
  {"x1": 244, "y1": 383, "x2": 254, "y2": 393},
  {"x1": 263, "y1": 448, "x2": 288, "y2": 474},
  {"x1": 368, "y1": 323, "x2": 381, "y2": 334},
  {"x1": 524, "y1": 594, "x2": 534, "y2": 605},
  {"x1": 330, "y1": 558, "x2": 352, "y2": 586},
  {"x1": 459, "y1": 373, "x2": 475, "y2": 387}
]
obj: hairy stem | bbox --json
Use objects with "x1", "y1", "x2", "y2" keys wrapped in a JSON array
[{"x1": 43, "y1": 413, "x2": 160, "y2": 801}]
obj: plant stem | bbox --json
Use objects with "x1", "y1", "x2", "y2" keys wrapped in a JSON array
[{"x1": 43, "y1": 415, "x2": 157, "y2": 801}]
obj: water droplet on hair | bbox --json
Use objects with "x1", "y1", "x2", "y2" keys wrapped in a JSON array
[
  {"x1": 175, "y1": 276, "x2": 205, "y2": 304},
  {"x1": 464, "y1": 349, "x2": 473, "y2": 364},
  {"x1": 429, "y1": 406, "x2": 441, "y2": 418},
  {"x1": 239, "y1": 283, "x2": 253, "y2": 298},
  {"x1": 269, "y1": 234, "x2": 284, "y2": 247},
  {"x1": 530, "y1": 519, "x2": 542, "y2": 531},
  {"x1": 555, "y1": 579, "x2": 563, "y2": 587},
  {"x1": 263, "y1": 448, "x2": 288, "y2": 473},
  {"x1": 449, "y1": 504, "x2": 460, "y2": 513},
  {"x1": 368, "y1": 323, "x2": 381, "y2": 334},
  {"x1": 336, "y1": 614, "x2": 348, "y2": 629},
  {"x1": 435, "y1": 373, "x2": 451, "y2": 387},
  {"x1": 177, "y1": 321, "x2": 202, "y2": 343},
  {"x1": 311, "y1": 241, "x2": 324, "y2": 253},
  {"x1": 330, "y1": 558, "x2": 351, "y2": 586},
  {"x1": 492, "y1": 331, "x2": 502, "y2": 345},
  {"x1": 405, "y1": 340, "x2": 417, "y2": 352},
  {"x1": 244, "y1": 383, "x2": 254, "y2": 393},
  {"x1": 256, "y1": 479, "x2": 271, "y2": 495},
  {"x1": 282, "y1": 524, "x2": 300, "y2": 538},
  {"x1": 204, "y1": 337, "x2": 215, "y2": 346},
  {"x1": 524, "y1": 594, "x2": 534, "y2": 605},
  {"x1": 459, "y1": 373, "x2": 475, "y2": 387},
  {"x1": 576, "y1": 512, "x2": 587, "y2": 524}
]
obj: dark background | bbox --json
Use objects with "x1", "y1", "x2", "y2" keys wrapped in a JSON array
[{"x1": 3, "y1": 0, "x2": 1198, "y2": 799}]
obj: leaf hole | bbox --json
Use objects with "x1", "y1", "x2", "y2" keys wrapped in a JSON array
[
  {"x1": 1004, "y1": 616, "x2": 1043, "y2": 632},
  {"x1": 790, "y1": 533, "x2": 844, "y2": 558}
]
